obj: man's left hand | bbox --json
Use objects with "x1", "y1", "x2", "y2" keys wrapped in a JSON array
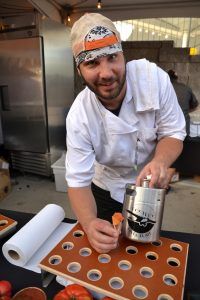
[{"x1": 136, "y1": 160, "x2": 169, "y2": 188}]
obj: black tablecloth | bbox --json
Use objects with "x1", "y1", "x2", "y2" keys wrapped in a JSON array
[{"x1": 0, "y1": 209, "x2": 200, "y2": 300}]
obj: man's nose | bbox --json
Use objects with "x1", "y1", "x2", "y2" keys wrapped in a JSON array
[{"x1": 98, "y1": 61, "x2": 114, "y2": 79}]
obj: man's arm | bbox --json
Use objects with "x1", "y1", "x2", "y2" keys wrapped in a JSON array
[
  {"x1": 66, "y1": 110, "x2": 119, "y2": 254},
  {"x1": 67, "y1": 186, "x2": 119, "y2": 253},
  {"x1": 136, "y1": 137, "x2": 183, "y2": 188}
]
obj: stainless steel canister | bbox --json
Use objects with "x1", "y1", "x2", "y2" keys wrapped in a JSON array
[{"x1": 122, "y1": 179, "x2": 166, "y2": 243}]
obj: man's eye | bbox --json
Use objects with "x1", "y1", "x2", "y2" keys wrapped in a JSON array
[
  {"x1": 109, "y1": 54, "x2": 117, "y2": 60},
  {"x1": 85, "y1": 60, "x2": 97, "y2": 66}
]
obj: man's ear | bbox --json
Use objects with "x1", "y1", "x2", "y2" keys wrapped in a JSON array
[{"x1": 77, "y1": 67, "x2": 81, "y2": 76}]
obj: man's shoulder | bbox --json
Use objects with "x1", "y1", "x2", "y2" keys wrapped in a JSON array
[
  {"x1": 126, "y1": 59, "x2": 168, "y2": 88},
  {"x1": 126, "y1": 58, "x2": 150, "y2": 68},
  {"x1": 127, "y1": 58, "x2": 157, "y2": 67},
  {"x1": 125, "y1": 59, "x2": 168, "y2": 111},
  {"x1": 67, "y1": 87, "x2": 94, "y2": 117},
  {"x1": 126, "y1": 59, "x2": 166, "y2": 76}
]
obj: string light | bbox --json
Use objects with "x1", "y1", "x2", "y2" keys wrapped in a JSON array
[
  {"x1": 97, "y1": 0, "x2": 102, "y2": 9},
  {"x1": 64, "y1": 14, "x2": 71, "y2": 25}
]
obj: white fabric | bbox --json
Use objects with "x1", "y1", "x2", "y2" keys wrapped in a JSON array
[
  {"x1": 190, "y1": 121, "x2": 200, "y2": 137},
  {"x1": 65, "y1": 59, "x2": 186, "y2": 203},
  {"x1": 127, "y1": 59, "x2": 160, "y2": 111}
]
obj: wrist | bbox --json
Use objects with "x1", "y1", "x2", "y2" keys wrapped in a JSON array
[
  {"x1": 80, "y1": 215, "x2": 97, "y2": 234},
  {"x1": 151, "y1": 157, "x2": 168, "y2": 169}
]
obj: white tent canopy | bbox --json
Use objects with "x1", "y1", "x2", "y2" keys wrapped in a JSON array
[{"x1": 0, "y1": 0, "x2": 200, "y2": 25}]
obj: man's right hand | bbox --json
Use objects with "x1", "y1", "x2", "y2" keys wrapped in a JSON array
[
  {"x1": 84, "y1": 218, "x2": 119, "y2": 253},
  {"x1": 67, "y1": 186, "x2": 119, "y2": 253}
]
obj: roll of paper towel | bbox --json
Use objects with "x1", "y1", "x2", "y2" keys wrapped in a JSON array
[{"x1": 2, "y1": 204, "x2": 76, "y2": 273}]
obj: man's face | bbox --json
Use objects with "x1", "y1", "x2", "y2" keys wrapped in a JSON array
[{"x1": 78, "y1": 52, "x2": 126, "y2": 104}]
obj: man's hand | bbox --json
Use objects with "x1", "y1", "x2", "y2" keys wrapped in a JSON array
[
  {"x1": 136, "y1": 137, "x2": 183, "y2": 188},
  {"x1": 85, "y1": 218, "x2": 119, "y2": 253},
  {"x1": 68, "y1": 187, "x2": 120, "y2": 253},
  {"x1": 136, "y1": 160, "x2": 169, "y2": 188}
]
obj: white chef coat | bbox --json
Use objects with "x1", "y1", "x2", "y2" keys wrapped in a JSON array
[{"x1": 65, "y1": 59, "x2": 186, "y2": 203}]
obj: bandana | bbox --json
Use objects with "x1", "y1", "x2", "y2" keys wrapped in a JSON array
[{"x1": 75, "y1": 26, "x2": 122, "y2": 66}]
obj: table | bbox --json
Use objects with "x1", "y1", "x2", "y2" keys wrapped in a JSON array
[{"x1": 0, "y1": 209, "x2": 199, "y2": 300}]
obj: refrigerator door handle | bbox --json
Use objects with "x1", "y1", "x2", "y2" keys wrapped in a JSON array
[{"x1": 0, "y1": 85, "x2": 11, "y2": 111}]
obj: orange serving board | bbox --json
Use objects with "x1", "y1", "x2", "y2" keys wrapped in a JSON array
[
  {"x1": 39, "y1": 223, "x2": 189, "y2": 300},
  {"x1": 0, "y1": 214, "x2": 17, "y2": 238}
]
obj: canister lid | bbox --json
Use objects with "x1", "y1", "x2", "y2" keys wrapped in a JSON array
[
  {"x1": 125, "y1": 183, "x2": 135, "y2": 190},
  {"x1": 142, "y1": 179, "x2": 150, "y2": 188}
]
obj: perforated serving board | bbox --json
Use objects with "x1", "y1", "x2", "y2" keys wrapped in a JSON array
[
  {"x1": 0, "y1": 214, "x2": 17, "y2": 238},
  {"x1": 39, "y1": 223, "x2": 189, "y2": 300}
]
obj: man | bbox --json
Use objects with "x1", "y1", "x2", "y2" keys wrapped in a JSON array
[
  {"x1": 168, "y1": 69, "x2": 199, "y2": 136},
  {"x1": 65, "y1": 13, "x2": 186, "y2": 253}
]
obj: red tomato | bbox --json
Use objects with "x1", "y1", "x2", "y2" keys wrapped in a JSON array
[
  {"x1": 53, "y1": 284, "x2": 93, "y2": 300},
  {"x1": 0, "y1": 296, "x2": 11, "y2": 300},
  {"x1": 0, "y1": 281, "x2": 12, "y2": 298}
]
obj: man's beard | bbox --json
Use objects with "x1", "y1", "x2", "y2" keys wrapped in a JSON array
[{"x1": 79, "y1": 68, "x2": 126, "y2": 101}]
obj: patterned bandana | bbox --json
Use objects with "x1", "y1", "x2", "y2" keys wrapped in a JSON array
[{"x1": 75, "y1": 26, "x2": 122, "y2": 66}]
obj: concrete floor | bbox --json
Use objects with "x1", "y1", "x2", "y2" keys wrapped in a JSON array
[{"x1": 0, "y1": 172, "x2": 200, "y2": 234}]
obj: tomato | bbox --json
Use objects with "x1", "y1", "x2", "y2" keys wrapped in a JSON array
[
  {"x1": 53, "y1": 284, "x2": 93, "y2": 300},
  {"x1": 0, "y1": 296, "x2": 11, "y2": 300},
  {"x1": 0, "y1": 281, "x2": 12, "y2": 298}
]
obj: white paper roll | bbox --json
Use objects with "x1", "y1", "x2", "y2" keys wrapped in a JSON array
[{"x1": 2, "y1": 204, "x2": 65, "y2": 268}]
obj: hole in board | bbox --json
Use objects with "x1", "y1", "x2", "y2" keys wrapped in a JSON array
[
  {"x1": 67, "y1": 262, "x2": 81, "y2": 273},
  {"x1": 0, "y1": 220, "x2": 8, "y2": 226},
  {"x1": 87, "y1": 269, "x2": 102, "y2": 281},
  {"x1": 140, "y1": 267, "x2": 154, "y2": 278},
  {"x1": 170, "y1": 243, "x2": 182, "y2": 252},
  {"x1": 98, "y1": 254, "x2": 111, "y2": 263},
  {"x1": 157, "y1": 294, "x2": 174, "y2": 300},
  {"x1": 163, "y1": 274, "x2": 177, "y2": 286},
  {"x1": 49, "y1": 255, "x2": 62, "y2": 265},
  {"x1": 79, "y1": 247, "x2": 92, "y2": 257},
  {"x1": 73, "y1": 230, "x2": 84, "y2": 238},
  {"x1": 62, "y1": 242, "x2": 74, "y2": 250},
  {"x1": 132, "y1": 285, "x2": 148, "y2": 299},
  {"x1": 126, "y1": 246, "x2": 138, "y2": 255},
  {"x1": 146, "y1": 251, "x2": 158, "y2": 261},
  {"x1": 118, "y1": 260, "x2": 132, "y2": 271},
  {"x1": 167, "y1": 257, "x2": 180, "y2": 267},
  {"x1": 151, "y1": 240, "x2": 162, "y2": 247},
  {"x1": 8, "y1": 250, "x2": 20, "y2": 261},
  {"x1": 109, "y1": 277, "x2": 124, "y2": 290}
]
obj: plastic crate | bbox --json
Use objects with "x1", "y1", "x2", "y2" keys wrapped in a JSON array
[
  {"x1": 51, "y1": 153, "x2": 68, "y2": 192},
  {"x1": 190, "y1": 121, "x2": 200, "y2": 137}
]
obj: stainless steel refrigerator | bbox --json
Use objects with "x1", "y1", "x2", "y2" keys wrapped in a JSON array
[{"x1": 0, "y1": 15, "x2": 74, "y2": 176}]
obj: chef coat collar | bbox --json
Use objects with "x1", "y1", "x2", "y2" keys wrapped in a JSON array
[{"x1": 123, "y1": 76, "x2": 133, "y2": 104}]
